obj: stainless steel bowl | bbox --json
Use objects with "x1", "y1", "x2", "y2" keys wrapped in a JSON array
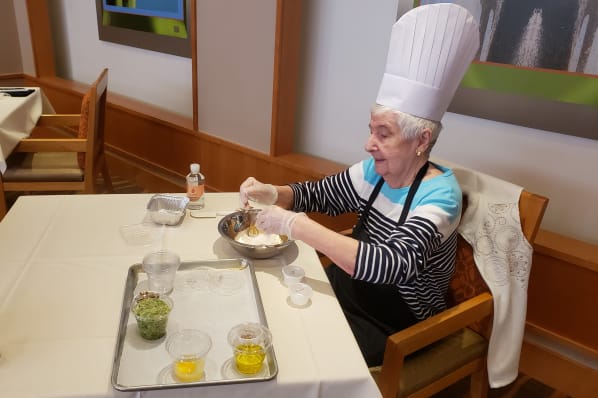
[{"x1": 218, "y1": 209, "x2": 293, "y2": 259}]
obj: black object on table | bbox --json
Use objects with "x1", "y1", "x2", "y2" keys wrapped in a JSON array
[{"x1": 0, "y1": 89, "x2": 35, "y2": 97}]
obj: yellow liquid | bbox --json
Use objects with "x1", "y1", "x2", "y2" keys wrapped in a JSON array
[
  {"x1": 173, "y1": 357, "x2": 205, "y2": 382},
  {"x1": 234, "y1": 344, "x2": 266, "y2": 374}
]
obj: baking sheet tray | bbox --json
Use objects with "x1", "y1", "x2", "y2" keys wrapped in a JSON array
[{"x1": 111, "y1": 258, "x2": 278, "y2": 391}]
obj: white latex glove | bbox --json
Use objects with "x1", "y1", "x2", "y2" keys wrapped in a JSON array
[
  {"x1": 239, "y1": 177, "x2": 278, "y2": 207},
  {"x1": 255, "y1": 206, "x2": 306, "y2": 240}
]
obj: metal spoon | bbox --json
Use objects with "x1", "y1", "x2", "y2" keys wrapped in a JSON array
[{"x1": 240, "y1": 206, "x2": 260, "y2": 237}]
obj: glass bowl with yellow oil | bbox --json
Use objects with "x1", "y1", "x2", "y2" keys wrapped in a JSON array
[
  {"x1": 227, "y1": 322, "x2": 272, "y2": 375},
  {"x1": 165, "y1": 329, "x2": 212, "y2": 382}
]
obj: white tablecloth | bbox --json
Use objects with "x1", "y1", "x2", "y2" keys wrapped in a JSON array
[
  {"x1": 0, "y1": 88, "x2": 46, "y2": 174},
  {"x1": 0, "y1": 193, "x2": 381, "y2": 398}
]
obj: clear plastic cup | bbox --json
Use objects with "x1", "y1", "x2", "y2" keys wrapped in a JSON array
[
  {"x1": 142, "y1": 250, "x2": 181, "y2": 294},
  {"x1": 166, "y1": 329, "x2": 212, "y2": 382},
  {"x1": 288, "y1": 282, "x2": 313, "y2": 306},
  {"x1": 282, "y1": 265, "x2": 305, "y2": 286},
  {"x1": 227, "y1": 323, "x2": 272, "y2": 375},
  {"x1": 131, "y1": 292, "x2": 173, "y2": 340}
]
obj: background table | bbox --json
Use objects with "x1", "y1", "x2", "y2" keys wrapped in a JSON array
[
  {"x1": 0, "y1": 88, "x2": 47, "y2": 173},
  {"x1": 0, "y1": 193, "x2": 381, "y2": 398}
]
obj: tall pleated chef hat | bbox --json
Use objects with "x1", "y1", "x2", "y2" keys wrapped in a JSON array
[{"x1": 376, "y1": 3, "x2": 480, "y2": 122}]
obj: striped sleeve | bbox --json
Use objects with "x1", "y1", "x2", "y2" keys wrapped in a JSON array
[{"x1": 288, "y1": 169, "x2": 362, "y2": 215}]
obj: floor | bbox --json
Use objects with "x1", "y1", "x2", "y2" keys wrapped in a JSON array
[{"x1": 433, "y1": 374, "x2": 568, "y2": 398}]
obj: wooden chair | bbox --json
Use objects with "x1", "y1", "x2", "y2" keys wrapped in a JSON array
[
  {"x1": 369, "y1": 190, "x2": 549, "y2": 398},
  {"x1": 0, "y1": 69, "x2": 113, "y2": 220}
]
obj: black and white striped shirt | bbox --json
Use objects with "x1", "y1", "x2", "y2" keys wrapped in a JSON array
[{"x1": 289, "y1": 158, "x2": 462, "y2": 319}]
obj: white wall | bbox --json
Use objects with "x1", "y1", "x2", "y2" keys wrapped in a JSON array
[
  {"x1": 9, "y1": 0, "x2": 34, "y2": 75},
  {"x1": 297, "y1": 0, "x2": 399, "y2": 163},
  {"x1": 0, "y1": 1, "x2": 22, "y2": 74},
  {"x1": 296, "y1": 0, "x2": 598, "y2": 245},
  {"x1": 195, "y1": 0, "x2": 276, "y2": 154},
  {"x1": 435, "y1": 113, "x2": 598, "y2": 245},
  {"x1": 49, "y1": 0, "x2": 193, "y2": 118}
]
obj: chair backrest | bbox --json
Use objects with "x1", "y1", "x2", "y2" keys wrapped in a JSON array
[
  {"x1": 81, "y1": 68, "x2": 108, "y2": 192},
  {"x1": 445, "y1": 190, "x2": 548, "y2": 334}
]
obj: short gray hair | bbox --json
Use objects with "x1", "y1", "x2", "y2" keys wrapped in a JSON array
[{"x1": 371, "y1": 104, "x2": 443, "y2": 155}]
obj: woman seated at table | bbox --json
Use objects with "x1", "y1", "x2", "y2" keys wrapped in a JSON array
[{"x1": 239, "y1": 3, "x2": 479, "y2": 366}]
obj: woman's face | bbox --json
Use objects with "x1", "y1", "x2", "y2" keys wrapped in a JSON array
[{"x1": 365, "y1": 111, "x2": 420, "y2": 186}]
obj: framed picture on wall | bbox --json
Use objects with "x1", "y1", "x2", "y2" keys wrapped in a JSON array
[
  {"x1": 95, "y1": 0, "x2": 192, "y2": 58},
  {"x1": 409, "y1": 0, "x2": 598, "y2": 140}
]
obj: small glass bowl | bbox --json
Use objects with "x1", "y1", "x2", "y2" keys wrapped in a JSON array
[
  {"x1": 131, "y1": 292, "x2": 173, "y2": 340},
  {"x1": 142, "y1": 250, "x2": 181, "y2": 295},
  {"x1": 227, "y1": 323, "x2": 272, "y2": 375},
  {"x1": 165, "y1": 329, "x2": 212, "y2": 382},
  {"x1": 282, "y1": 265, "x2": 305, "y2": 286},
  {"x1": 288, "y1": 282, "x2": 313, "y2": 306}
]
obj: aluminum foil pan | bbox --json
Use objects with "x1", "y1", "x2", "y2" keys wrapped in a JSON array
[{"x1": 146, "y1": 194, "x2": 189, "y2": 225}]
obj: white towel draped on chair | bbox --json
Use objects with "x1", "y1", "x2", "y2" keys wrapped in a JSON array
[{"x1": 452, "y1": 166, "x2": 532, "y2": 388}]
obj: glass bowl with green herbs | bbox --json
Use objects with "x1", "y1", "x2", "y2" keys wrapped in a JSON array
[{"x1": 131, "y1": 291, "x2": 173, "y2": 340}]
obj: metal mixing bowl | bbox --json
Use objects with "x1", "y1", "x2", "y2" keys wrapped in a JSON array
[{"x1": 218, "y1": 209, "x2": 292, "y2": 259}]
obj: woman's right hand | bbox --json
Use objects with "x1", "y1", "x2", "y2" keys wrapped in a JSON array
[{"x1": 239, "y1": 177, "x2": 278, "y2": 208}]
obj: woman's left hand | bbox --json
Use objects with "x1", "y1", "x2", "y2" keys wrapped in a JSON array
[{"x1": 255, "y1": 206, "x2": 306, "y2": 240}]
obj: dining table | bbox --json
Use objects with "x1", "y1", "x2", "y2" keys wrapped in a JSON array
[
  {"x1": 0, "y1": 87, "x2": 54, "y2": 174},
  {"x1": 0, "y1": 192, "x2": 382, "y2": 398}
]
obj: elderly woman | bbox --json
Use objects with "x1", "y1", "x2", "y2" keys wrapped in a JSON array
[
  {"x1": 240, "y1": 106, "x2": 461, "y2": 366},
  {"x1": 240, "y1": 3, "x2": 479, "y2": 366}
]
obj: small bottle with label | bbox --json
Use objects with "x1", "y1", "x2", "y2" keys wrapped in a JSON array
[{"x1": 186, "y1": 163, "x2": 205, "y2": 210}]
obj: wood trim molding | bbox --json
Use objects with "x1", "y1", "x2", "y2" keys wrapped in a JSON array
[
  {"x1": 25, "y1": 0, "x2": 55, "y2": 77},
  {"x1": 270, "y1": 0, "x2": 303, "y2": 156},
  {"x1": 190, "y1": 0, "x2": 198, "y2": 131},
  {"x1": 535, "y1": 229, "x2": 598, "y2": 272},
  {"x1": 525, "y1": 323, "x2": 598, "y2": 359},
  {"x1": 520, "y1": 335, "x2": 598, "y2": 398}
]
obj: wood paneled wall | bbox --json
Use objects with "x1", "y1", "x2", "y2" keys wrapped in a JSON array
[
  {"x1": 521, "y1": 229, "x2": 598, "y2": 397},
  {"x1": 528, "y1": 231, "x2": 598, "y2": 353}
]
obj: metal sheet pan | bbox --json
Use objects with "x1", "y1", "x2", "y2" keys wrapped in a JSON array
[{"x1": 111, "y1": 258, "x2": 278, "y2": 391}]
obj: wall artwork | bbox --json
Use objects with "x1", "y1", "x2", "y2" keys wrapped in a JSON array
[
  {"x1": 413, "y1": 0, "x2": 598, "y2": 140},
  {"x1": 95, "y1": 0, "x2": 192, "y2": 58}
]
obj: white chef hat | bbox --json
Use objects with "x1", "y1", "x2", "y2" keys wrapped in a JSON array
[{"x1": 376, "y1": 3, "x2": 480, "y2": 122}]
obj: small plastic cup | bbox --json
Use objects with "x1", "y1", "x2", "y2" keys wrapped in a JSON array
[
  {"x1": 227, "y1": 323, "x2": 272, "y2": 375},
  {"x1": 282, "y1": 265, "x2": 305, "y2": 286},
  {"x1": 131, "y1": 292, "x2": 173, "y2": 340},
  {"x1": 288, "y1": 282, "x2": 313, "y2": 306},
  {"x1": 142, "y1": 250, "x2": 181, "y2": 294},
  {"x1": 166, "y1": 329, "x2": 212, "y2": 382}
]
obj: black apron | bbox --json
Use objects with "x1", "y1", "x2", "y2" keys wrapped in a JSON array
[{"x1": 326, "y1": 162, "x2": 429, "y2": 366}]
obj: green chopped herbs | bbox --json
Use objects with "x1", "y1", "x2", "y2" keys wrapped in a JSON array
[{"x1": 133, "y1": 297, "x2": 171, "y2": 340}]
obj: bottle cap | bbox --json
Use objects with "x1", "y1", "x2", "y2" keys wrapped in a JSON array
[{"x1": 190, "y1": 163, "x2": 200, "y2": 173}]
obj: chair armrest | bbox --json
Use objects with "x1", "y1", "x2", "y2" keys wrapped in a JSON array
[
  {"x1": 36, "y1": 114, "x2": 81, "y2": 126},
  {"x1": 14, "y1": 138, "x2": 87, "y2": 152},
  {"x1": 339, "y1": 228, "x2": 353, "y2": 236},
  {"x1": 376, "y1": 292, "x2": 493, "y2": 398},
  {"x1": 388, "y1": 292, "x2": 493, "y2": 356}
]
